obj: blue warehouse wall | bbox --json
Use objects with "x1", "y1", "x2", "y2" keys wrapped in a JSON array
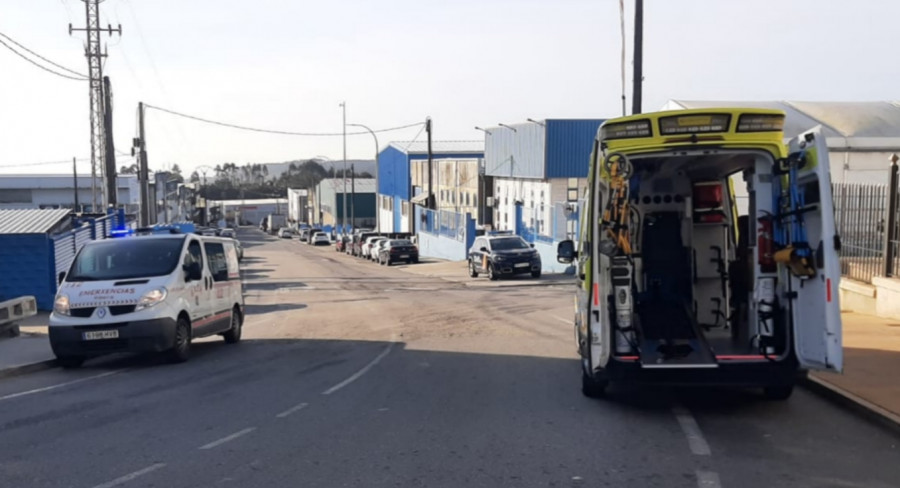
[
  {"x1": 544, "y1": 119, "x2": 604, "y2": 179},
  {"x1": 0, "y1": 234, "x2": 55, "y2": 310},
  {"x1": 378, "y1": 146, "x2": 410, "y2": 200}
]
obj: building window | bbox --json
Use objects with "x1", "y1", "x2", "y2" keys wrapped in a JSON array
[
  {"x1": 567, "y1": 189, "x2": 579, "y2": 201},
  {"x1": 402, "y1": 201, "x2": 409, "y2": 217},
  {"x1": 568, "y1": 178, "x2": 578, "y2": 188}
]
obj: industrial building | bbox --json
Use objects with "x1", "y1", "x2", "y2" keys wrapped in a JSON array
[
  {"x1": 287, "y1": 188, "x2": 310, "y2": 224},
  {"x1": 0, "y1": 174, "x2": 140, "y2": 213},
  {"x1": 377, "y1": 141, "x2": 485, "y2": 233},
  {"x1": 207, "y1": 198, "x2": 287, "y2": 227},
  {"x1": 311, "y1": 178, "x2": 376, "y2": 230},
  {"x1": 481, "y1": 119, "x2": 604, "y2": 240}
]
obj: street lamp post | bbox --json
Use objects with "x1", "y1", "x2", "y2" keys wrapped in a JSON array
[
  {"x1": 340, "y1": 102, "x2": 347, "y2": 233},
  {"x1": 347, "y1": 123, "x2": 379, "y2": 232}
]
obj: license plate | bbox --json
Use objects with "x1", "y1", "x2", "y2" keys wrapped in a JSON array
[
  {"x1": 515, "y1": 263, "x2": 530, "y2": 268},
  {"x1": 400, "y1": 255, "x2": 409, "y2": 258},
  {"x1": 83, "y1": 330, "x2": 119, "y2": 340}
]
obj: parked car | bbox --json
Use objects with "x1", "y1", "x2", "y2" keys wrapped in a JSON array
[
  {"x1": 468, "y1": 235, "x2": 541, "y2": 280},
  {"x1": 220, "y1": 228, "x2": 236, "y2": 239},
  {"x1": 369, "y1": 238, "x2": 389, "y2": 260},
  {"x1": 353, "y1": 232, "x2": 379, "y2": 257},
  {"x1": 298, "y1": 229, "x2": 311, "y2": 242},
  {"x1": 379, "y1": 239, "x2": 419, "y2": 266},
  {"x1": 359, "y1": 236, "x2": 383, "y2": 259},
  {"x1": 311, "y1": 232, "x2": 330, "y2": 246},
  {"x1": 306, "y1": 228, "x2": 323, "y2": 244},
  {"x1": 278, "y1": 227, "x2": 294, "y2": 239}
]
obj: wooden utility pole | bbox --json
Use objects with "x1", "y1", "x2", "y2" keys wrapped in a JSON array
[{"x1": 134, "y1": 102, "x2": 150, "y2": 226}]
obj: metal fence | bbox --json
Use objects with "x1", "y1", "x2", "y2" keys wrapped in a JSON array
[
  {"x1": 520, "y1": 201, "x2": 581, "y2": 244},
  {"x1": 420, "y1": 208, "x2": 466, "y2": 242},
  {"x1": 833, "y1": 183, "x2": 887, "y2": 283}
]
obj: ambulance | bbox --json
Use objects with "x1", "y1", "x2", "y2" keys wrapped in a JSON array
[
  {"x1": 557, "y1": 108, "x2": 842, "y2": 400},
  {"x1": 49, "y1": 231, "x2": 245, "y2": 367}
]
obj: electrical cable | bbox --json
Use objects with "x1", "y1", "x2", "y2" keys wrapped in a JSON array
[
  {"x1": 0, "y1": 37, "x2": 86, "y2": 81},
  {"x1": 144, "y1": 103, "x2": 424, "y2": 137},
  {"x1": 0, "y1": 31, "x2": 87, "y2": 78}
]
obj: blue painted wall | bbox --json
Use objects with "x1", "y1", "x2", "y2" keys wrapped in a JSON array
[
  {"x1": 378, "y1": 146, "x2": 410, "y2": 200},
  {"x1": 0, "y1": 234, "x2": 54, "y2": 310},
  {"x1": 544, "y1": 119, "x2": 605, "y2": 178}
]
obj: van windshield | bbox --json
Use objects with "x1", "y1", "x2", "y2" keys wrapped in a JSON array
[
  {"x1": 67, "y1": 237, "x2": 186, "y2": 282},
  {"x1": 490, "y1": 237, "x2": 530, "y2": 250}
]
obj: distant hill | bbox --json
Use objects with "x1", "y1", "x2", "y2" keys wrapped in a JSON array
[{"x1": 263, "y1": 159, "x2": 375, "y2": 179}]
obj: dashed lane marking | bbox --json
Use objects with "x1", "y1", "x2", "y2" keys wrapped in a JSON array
[
  {"x1": 275, "y1": 402, "x2": 308, "y2": 418},
  {"x1": 90, "y1": 463, "x2": 166, "y2": 488},
  {"x1": 673, "y1": 406, "x2": 711, "y2": 456},
  {"x1": 696, "y1": 470, "x2": 722, "y2": 488},
  {"x1": 198, "y1": 427, "x2": 256, "y2": 450},
  {"x1": 322, "y1": 342, "x2": 394, "y2": 395},
  {"x1": 0, "y1": 370, "x2": 123, "y2": 402}
]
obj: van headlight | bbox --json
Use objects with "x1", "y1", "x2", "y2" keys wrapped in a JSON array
[
  {"x1": 136, "y1": 287, "x2": 168, "y2": 312},
  {"x1": 54, "y1": 295, "x2": 71, "y2": 316}
]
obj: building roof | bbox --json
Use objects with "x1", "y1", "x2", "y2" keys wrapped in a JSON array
[
  {"x1": 664, "y1": 100, "x2": 900, "y2": 150},
  {"x1": 0, "y1": 174, "x2": 138, "y2": 190},
  {"x1": 0, "y1": 208, "x2": 71, "y2": 234},
  {"x1": 387, "y1": 141, "x2": 484, "y2": 156}
]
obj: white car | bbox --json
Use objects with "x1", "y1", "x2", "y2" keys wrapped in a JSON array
[
  {"x1": 277, "y1": 227, "x2": 293, "y2": 239},
  {"x1": 311, "y1": 232, "x2": 330, "y2": 246},
  {"x1": 369, "y1": 238, "x2": 389, "y2": 260},
  {"x1": 49, "y1": 233, "x2": 245, "y2": 368}
]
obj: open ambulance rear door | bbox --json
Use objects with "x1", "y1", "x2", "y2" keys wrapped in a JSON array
[{"x1": 787, "y1": 128, "x2": 843, "y2": 373}]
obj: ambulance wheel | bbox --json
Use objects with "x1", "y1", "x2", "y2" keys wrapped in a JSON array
[
  {"x1": 581, "y1": 362, "x2": 608, "y2": 398},
  {"x1": 223, "y1": 307, "x2": 242, "y2": 344},
  {"x1": 56, "y1": 355, "x2": 85, "y2": 369},
  {"x1": 468, "y1": 260, "x2": 479, "y2": 278},
  {"x1": 168, "y1": 317, "x2": 191, "y2": 363},
  {"x1": 763, "y1": 384, "x2": 794, "y2": 401}
]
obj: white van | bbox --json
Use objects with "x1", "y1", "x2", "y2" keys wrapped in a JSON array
[{"x1": 49, "y1": 233, "x2": 245, "y2": 368}]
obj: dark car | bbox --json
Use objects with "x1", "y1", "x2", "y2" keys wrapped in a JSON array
[
  {"x1": 335, "y1": 234, "x2": 351, "y2": 252},
  {"x1": 468, "y1": 235, "x2": 541, "y2": 280},
  {"x1": 378, "y1": 239, "x2": 419, "y2": 266}
]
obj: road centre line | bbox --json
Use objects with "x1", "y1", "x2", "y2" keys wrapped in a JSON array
[
  {"x1": 276, "y1": 402, "x2": 308, "y2": 418},
  {"x1": 199, "y1": 427, "x2": 256, "y2": 450},
  {"x1": 0, "y1": 370, "x2": 123, "y2": 402},
  {"x1": 90, "y1": 463, "x2": 166, "y2": 488},
  {"x1": 673, "y1": 406, "x2": 711, "y2": 456},
  {"x1": 696, "y1": 470, "x2": 722, "y2": 488},
  {"x1": 322, "y1": 342, "x2": 394, "y2": 395}
]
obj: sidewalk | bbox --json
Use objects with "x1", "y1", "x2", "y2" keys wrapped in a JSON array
[
  {"x1": 395, "y1": 259, "x2": 576, "y2": 287},
  {"x1": 0, "y1": 312, "x2": 55, "y2": 378},
  {"x1": 808, "y1": 311, "x2": 900, "y2": 429}
]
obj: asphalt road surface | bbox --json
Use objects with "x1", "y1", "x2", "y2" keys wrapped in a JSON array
[{"x1": 0, "y1": 228, "x2": 897, "y2": 488}]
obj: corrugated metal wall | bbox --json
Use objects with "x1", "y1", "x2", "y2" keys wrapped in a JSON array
[
  {"x1": 378, "y1": 146, "x2": 410, "y2": 200},
  {"x1": 0, "y1": 234, "x2": 54, "y2": 310},
  {"x1": 484, "y1": 122, "x2": 545, "y2": 179},
  {"x1": 544, "y1": 119, "x2": 604, "y2": 179}
]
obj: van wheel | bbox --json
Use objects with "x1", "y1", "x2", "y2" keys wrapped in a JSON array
[
  {"x1": 168, "y1": 317, "x2": 191, "y2": 363},
  {"x1": 582, "y1": 369, "x2": 609, "y2": 398},
  {"x1": 763, "y1": 384, "x2": 794, "y2": 401},
  {"x1": 468, "y1": 260, "x2": 479, "y2": 278},
  {"x1": 531, "y1": 269, "x2": 542, "y2": 279},
  {"x1": 223, "y1": 308, "x2": 242, "y2": 344},
  {"x1": 488, "y1": 263, "x2": 498, "y2": 281},
  {"x1": 56, "y1": 355, "x2": 85, "y2": 369}
]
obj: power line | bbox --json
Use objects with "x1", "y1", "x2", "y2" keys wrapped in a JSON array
[
  {"x1": 0, "y1": 31, "x2": 87, "y2": 78},
  {"x1": 0, "y1": 37, "x2": 86, "y2": 81},
  {"x1": 0, "y1": 155, "x2": 134, "y2": 169},
  {"x1": 144, "y1": 103, "x2": 425, "y2": 137}
]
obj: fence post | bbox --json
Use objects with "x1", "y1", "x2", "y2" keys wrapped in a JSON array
[{"x1": 884, "y1": 155, "x2": 899, "y2": 277}]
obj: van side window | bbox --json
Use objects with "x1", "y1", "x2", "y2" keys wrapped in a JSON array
[
  {"x1": 185, "y1": 240, "x2": 203, "y2": 268},
  {"x1": 224, "y1": 242, "x2": 240, "y2": 279},
  {"x1": 203, "y1": 242, "x2": 229, "y2": 282}
]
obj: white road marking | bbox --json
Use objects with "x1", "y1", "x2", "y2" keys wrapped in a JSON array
[
  {"x1": 673, "y1": 406, "x2": 711, "y2": 456},
  {"x1": 275, "y1": 402, "x2": 308, "y2": 418},
  {"x1": 0, "y1": 370, "x2": 123, "y2": 402},
  {"x1": 199, "y1": 427, "x2": 256, "y2": 450},
  {"x1": 696, "y1": 470, "x2": 722, "y2": 488},
  {"x1": 555, "y1": 317, "x2": 571, "y2": 324},
  {"x1": 90, "y1": 463, "x2": 166, "y2": 488},
  {"x1": 322, "y1": 342, "x2": 394, "y2": 395}
]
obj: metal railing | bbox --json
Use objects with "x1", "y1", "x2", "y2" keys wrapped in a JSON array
[
  {"x1": 420, "y1": 208, "x2": 466, "y2": 242},
  {"x1": 833, "y1": 182, "x2": 887, "y2": 284}
]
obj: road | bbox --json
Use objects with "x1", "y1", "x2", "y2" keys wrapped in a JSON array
[{"x1": 0, "y1": 228, "x2": 897, "y2": 488}]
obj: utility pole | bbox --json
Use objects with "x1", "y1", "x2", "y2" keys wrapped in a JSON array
[
  {"x1": 72, "y1": 157, "x2": 80, "y2": 212},
  {"x1": 102, "y1": 76, "x2": 117, "y2": 208},
  {"x1": 133, "y1": 102, "x2": 150, "y2": 227},
  {"x1": 340, "y1": 102, "x2": 347, "y2": 233},
  {"x1": 351, "y1": 164, "x2": 356, "y2": 230},
  {"x1": 631, "y1": 0, "x2": 644, "y2": 115},
  {"x1": 69, "y1": 0, "x2": 121, "y2": 211},
  {"x1": 426, "y1": 117, "x2": 433, "y2": 209}
]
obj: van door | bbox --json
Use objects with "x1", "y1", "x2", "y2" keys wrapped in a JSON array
[
  {"x1": 184, "y1": 239, "x2": 212, "y2": 330},
  {"x1": 203, "y1": 241, "x2": 233, "y2": 334},
  {"x1": 786, "y1": 128, "x2": 843, "y2": 372}
]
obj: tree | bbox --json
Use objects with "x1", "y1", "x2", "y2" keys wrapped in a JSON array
[{"x1": 190, "y1": 170, "x2": 200, "y2": 183}]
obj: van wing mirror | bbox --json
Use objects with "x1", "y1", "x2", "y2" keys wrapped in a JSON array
[
  {"x1": 480, "y1": 247, "x2": 488, "y2": 252},
  {"x1": 183, "y1": 262, "x2": 203, "y2": 281},
  {"x1": 557, "y1": 240, "x2": 577, "y2": 263},
  {"x1": 58, "y1": 271, "x2": 66, "y2": 285}
]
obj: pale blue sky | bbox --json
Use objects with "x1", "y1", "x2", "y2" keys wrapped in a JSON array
[{"x1": 1, "y1": 0, "x2": 897, "y2": 175}]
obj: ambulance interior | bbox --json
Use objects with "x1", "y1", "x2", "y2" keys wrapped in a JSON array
[{"x1": 613, "y1": 150, "x2": 785, "y2": 367}]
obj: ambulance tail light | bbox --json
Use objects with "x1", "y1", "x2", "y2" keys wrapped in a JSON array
[{"x1": 736, "y1": 114, "x2": 785, "y2": 133}]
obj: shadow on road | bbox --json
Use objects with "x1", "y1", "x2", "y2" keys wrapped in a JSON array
[{"x1": 244, "y1": 303, "x2": 308, "y2": 314}]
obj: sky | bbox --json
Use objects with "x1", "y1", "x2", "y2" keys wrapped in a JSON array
[{"x1": 1, "y1": 0, "x2": 899, "y2": 176}]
